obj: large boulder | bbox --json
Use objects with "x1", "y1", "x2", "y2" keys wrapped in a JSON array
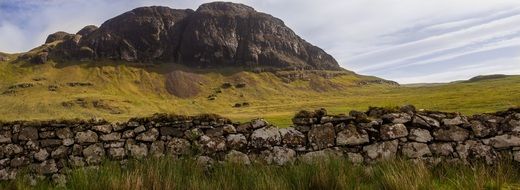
[
  {"x1": 278, "y1": 127, "x2": 306, "y2": 148},
  {"x1": 45, "y1": 31, "x2": 71, "y2": 43}
]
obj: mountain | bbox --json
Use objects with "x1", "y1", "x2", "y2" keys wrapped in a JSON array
[{"x1": 29, "y1": 2, "x2": 341, "y2": 70}]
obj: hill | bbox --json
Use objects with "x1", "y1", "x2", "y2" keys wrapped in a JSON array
[{"x1": 19, "y1": 2, "x2": 341, "y2": 71}]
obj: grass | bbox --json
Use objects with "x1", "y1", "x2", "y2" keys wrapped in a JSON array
[
  {"x1": 0, "y1": 59, "x2": 519, "y2": 127},
  {"x1": 2, "y1": 157, "x2": 520, "y2": 190}
]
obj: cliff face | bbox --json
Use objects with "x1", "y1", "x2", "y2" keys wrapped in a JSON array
[{"x1": 43, "y1": 2, "x2": 342, "y2": 70}]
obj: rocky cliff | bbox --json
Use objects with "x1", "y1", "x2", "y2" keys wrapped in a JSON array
[
  {"x1": 39, "y1": 2, "x2": 341, "y2": 70},
  {"x1": 0, "y1": 105, "x2": 519, "y2": 181}
]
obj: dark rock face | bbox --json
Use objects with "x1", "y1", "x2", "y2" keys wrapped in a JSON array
[
  {"x1": 45, "y1": 31, "x2": 71, "y2": 44},
  {"x1": 44, "y1": 2, "x2": 342, "y2": 70}
]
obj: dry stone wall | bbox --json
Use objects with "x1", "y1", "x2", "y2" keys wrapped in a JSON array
[{"x1": 1, "y1": 105, "x2": 520, "y2": 181}]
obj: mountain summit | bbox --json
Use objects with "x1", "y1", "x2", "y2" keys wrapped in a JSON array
[{"x1": 42, "y1": 2, "x2": 342, "y2": 70}]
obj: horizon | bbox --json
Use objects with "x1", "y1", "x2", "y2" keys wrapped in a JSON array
[{"x1": 1, "y1": 0, "x2": 520, "y2": 84}]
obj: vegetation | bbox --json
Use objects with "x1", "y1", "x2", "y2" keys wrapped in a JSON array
[
  {"x1": 1, "y1": 157, "x2": 520, "y2": 190},
  {"x1": 0, "y1": 59, "x2": 519, "y2": 127}
]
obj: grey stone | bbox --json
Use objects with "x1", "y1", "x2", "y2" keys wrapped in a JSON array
[
  {"x1": 363, "y1": 140, "x2": 399, "y2": 161},
  {"x1": 63, "y1": 138, "x2": 74, "y2": 146},
  {"x1": 299, "y1": 148, "x2": 343, "y2": 163},
  {"x1": 136, "y1": 128, "x2": 159, "y2": 142},
  {"x1": 133, "y1": 126, "x2": 146, "y2": 134},
  {"x1": 261, "y1": 146, "x2": 296, "y2": 166},
  {"x1": 160, "y1": 127, "x2": 185, "y2": 137},
  {"x1": 100, "y1": 132, "x2": 121, "y2": 142},
  {"x1": 484, "y1": 134, "x2": 520, "y2": 148},
  {"x1": 0, "y1": 131, "x2": 11, "y2": 144},
  {"x1": 251, "y1": 119, "x2": 269, "y2": 129},
  {"x1": 108, "y1": 148, "x2": 126, "y2": 160},
  {"x1": 51, "y1": 146, "x2": 68, "y2": 159},
  {"x1": 408, "y1": 128, "x2": 433, "y2": 143},
  {"x1": 279, "y1": 127, "x2": 306, "y2": 148},
  {"x1": 223, "y1": 124, "x2": 237, "y2": 134},
  {"x1": 226, "y1": 134, "x2": 247, "y2": 150},
  {"x1": 380, "y1": 124, "x2": 408, "y2": 140},
  {"x1": 127, "y1": 143, "x2": 148, "y2": 158},
  {"x1": 39, "y1": 139, "x2": 62, "y2": 147},
  {"x1": 199, "y1": 135, "x2": 226, "y2": 154},
  {"x1": 250, "y1": 126, "x2": 281, "y2": 149},
  {"x1": 429, "y1": 143, "x2": 454, "y2": 156},
  {"x1": 39, "y1": 131, "x2": 56, "y2": 139},
  {"x1": 433, "y1": 126, "x2": 469, "y2": 142},
  {"x1": 412, "y1": 115, "x2": 440, "y2": 128},
  {"x1": 383, "y1": 113, "x2": 412, "y2": 124},
  {"x1": 83, "y1": 144, "x2": 105, "y2": 164},
  {"x1": 442, "y1": 115, "x2": 468, "y2": 126},
  {"x1": 471, "y1": 121, "x2": 495, "y2": 138},
  {"x1": 308, "y1": 123, "x2": 336, "y2": 150},
  {"x1": 346, "y1": 152, "x2": 364, "y2": 164},
  {"x1": 93, "y1": 125, "x2": 112, "y2": 134},
  {"x1": 402, "y1": 142, "x2": 431, "y2": 158},
  {"x1": 225, "y1": 150, "x2": 251, "y2": 165},
  {"x1": 75, "y1": 130, "x2": 98, "y2": 144},
  {"x1": 35, "y1": 160, "x2": 58, "y2": 174},
  {"x1": 336, "y1": 126, "x2": 369, "y2": 146},
  {"x1": 56, "y1": 128, "x2": 73, "y2": 139},
  {"x1": 19, "y1": 127, "x2": 39, "y2": 141},
  {"x1": 150, "y1": 141, "x2": 165, "y2": 157},
  {"x1": 122, "y1": 130, "x2": 135, "y2": 138},
  {"x1": 34, "y1": 149, "x2": 49, "y2": 162},
  {"x1": 166, "y1": 138, "x2": 191, "y2": 155},
  {"x1": 3, "y1": 144, "x2": 23, "y2": 156}
]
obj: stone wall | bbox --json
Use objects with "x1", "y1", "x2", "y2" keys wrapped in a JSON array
[{"x1": 0, "y1": 105, "x2": 519, "y2": 181}]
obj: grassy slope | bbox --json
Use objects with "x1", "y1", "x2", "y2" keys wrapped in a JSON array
[{"x1": 0, "y1": 58, "x2": 519, "y2": 127}]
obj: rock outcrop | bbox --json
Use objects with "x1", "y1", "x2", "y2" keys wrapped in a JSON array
[{"x1": 39, "y1": 2, "x2": 342, "y2": 70}]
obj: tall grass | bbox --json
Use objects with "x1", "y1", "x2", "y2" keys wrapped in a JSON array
[{"x1": 2, "y1": 157, "x2": 520, "y2": 190}]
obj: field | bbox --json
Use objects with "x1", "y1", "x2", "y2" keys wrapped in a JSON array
[
  {"x1": 2, "y1": 158, "x2": 520, "y2": 190},
  {"x1": 0, "y1": 58, "x2": 519, "y2": 127}
]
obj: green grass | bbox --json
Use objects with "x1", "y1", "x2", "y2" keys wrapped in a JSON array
[
  {"x1": 2, "y1": 157, "x2": 520, "y2": 190},
  {"x1": 0, "y1": 59, "x2": 519, "y2": 127}
]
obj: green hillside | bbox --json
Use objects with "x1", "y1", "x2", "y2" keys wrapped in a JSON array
[{"x1": 0, "y1": 56, "x2": 519, "y2": 127}]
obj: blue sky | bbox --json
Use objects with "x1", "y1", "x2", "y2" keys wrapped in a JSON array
[{"x1": 1, "y1": 0, "x2": 519, "y2": 83}]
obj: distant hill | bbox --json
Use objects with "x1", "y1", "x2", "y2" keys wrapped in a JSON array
[{"x1": 464, "y1": 74, "x2": 513, "y2": 83}]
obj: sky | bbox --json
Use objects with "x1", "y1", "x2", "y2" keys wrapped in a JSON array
[{"x1": 1, "y1": 0, "x2": 520, "y2": 83}]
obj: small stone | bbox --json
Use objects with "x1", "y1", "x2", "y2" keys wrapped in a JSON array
[
  {"x1": 225, "y1": 150, "x2": 251, "y2": 165},
  {"x1": 199, "y1": 135, "x2": 226, "y2": 154},
  {"x1": 150, "y1": 141, "x2": 165, "y2": 157},
  {"x1": 83, "y1": 144, "x2": 105, "y2": 164},
  {"x1": 56, "y1": 128, "x2": 73, "y2": 139},
  {"x1": 442, "y1": 115, "x2": 468, "y2": 126},
  {"x1": 226, "y1": 134, "x2": 247, "y2": 150},
  {"x1": 133, "y1": 126, "x2": 146, "y2": 134},
  {"x1": 299, "y1": 149, "x2": 343, "y2": 163},
  {"x1": 100, "y1": 132, "x2": 121, "y2": 142},
  {"x1": 251, "y1": 119, "x2": 269, "y2": 129},
  {"x1": 433, "y1": 126, "x2": 469, "y2": 142},
  {"x1": 136, "y1": 128, "x2": 159, "y2": 142},
  {"x1": 93, "y1": 125, "x2": 112, "y2": 134},
  {"x1": 223, "y1": 124, "x2": 237, "y2": 134},
  {"x1": 308, "y1": 123, "x2": 336, "y2": 150},
  {"x1": 108, "y1": 148, "x2": 126, "y2": 160},
  {"x1": 408, "y1": 128, "x2": 433, "y2": 143},
  {"x1": 63, "y1": 138, "x2": 74, "y2": 146},
  {"x1": 402, "y1": 142, "x2": 431, "y2": 158},
  {"x1": 412, "y1": 115, "x2": 440, "y2": 128},
  {"x1": 39, "y1": 139, "x2": 63, "y2": 147},
  {"x1": 346, "y1": 152, "x2": 364, "y2": 164},
  {"x1": 122, "y1": 130, "x2": 135, "y2": 138},
  {"x1": 35, "y1": 160, "x2": 58, "y2": 175},
  {"x1": 336, "y1": 125, "x2": 369, "y2": 146},
  {"x1": 380, "y1": 124, "x2": 408, "y2": 140},
  {"x1": 429, "y1": 143, "x2": 454, "y2": 156},
  {"x1": 51, "y1": 146, "x2": 69, "y2": 159},
  {"x1": 19, "y1": 127, "x2": 39, "y2": 141},
  {"x1": 382, "y1": 113, "x2": 412, "y2": 124},
  {"x1": 127, "y1": 143, "x2": 148, "y2": 158},
  {"x1": 485, "y1": 134, "x2": 520, "y2": 148},
  {"x1": 34, "y1": 149, "x2": 49, "y2": 162},
  {"x1": 261, "y1": 146, "x2": 296, "y2": 166},
  {"x1": 279, "y1": 127, "x2": 306, "y2": 148},
  {"x1": 0, "y1": 131, "x2": 12, "y2": 144},
  {"x1": 250, "y1": 126, "x2": 281, "y2": 149},
  {"x1": 363, "y1": 140, "x2": 399, "y2": 161},
  {"x1": 75, "y1": 130, "x2": 98, "y2": 144}
]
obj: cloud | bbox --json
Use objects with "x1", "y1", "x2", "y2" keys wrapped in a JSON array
[{"x1": 0, "y1": 0, "x2": 519, "y2": 83}]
